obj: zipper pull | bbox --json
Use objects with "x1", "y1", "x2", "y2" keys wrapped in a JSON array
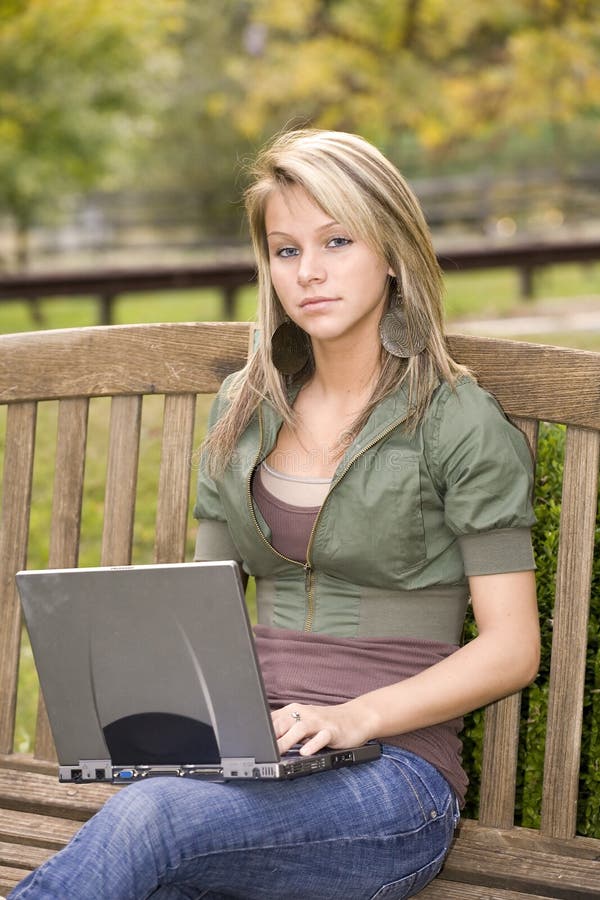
[{"x1": 304, "y1": 563, "x2": 312, "y2": 592}]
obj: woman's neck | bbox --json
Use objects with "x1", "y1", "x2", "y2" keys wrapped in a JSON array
[{"x1": 308, "y1": 339, "x2": 381, "y2": 405}]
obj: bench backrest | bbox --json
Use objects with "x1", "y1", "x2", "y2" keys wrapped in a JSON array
[{"x1": 0, "y1": 322, "x2": 598, "y2": 842}]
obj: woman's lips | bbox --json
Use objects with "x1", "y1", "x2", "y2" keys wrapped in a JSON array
[{"x1": 299, "y1": 296, "x2": 340, "y2": 309}]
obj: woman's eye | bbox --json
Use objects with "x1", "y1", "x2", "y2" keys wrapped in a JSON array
[
  {"x1": 276, "y1": 246, "x2": 299, "y2": 258},
  {"x1": 327, "y1": 236, "x2": 352, "y2": 248}
]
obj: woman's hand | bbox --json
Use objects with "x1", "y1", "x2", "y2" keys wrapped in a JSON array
[{"x1": 271, "y1": 701, "x2": 377, "y2": 757}]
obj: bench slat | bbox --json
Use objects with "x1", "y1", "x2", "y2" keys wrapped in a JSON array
[
  {"x1": 0, "y1": 840, "x2": 53, "y2": 872},
  {"x1": 478, "y1": 694, "x2": 522, "y2": 828},
  {"x1": 477, "y1": 418, "x2": 539, "y2": 829},
  {"x1": 420, "y1": 882, "x2": 557, "y2": 900},
  {"x1": 101, "y1": 395, "x2": 142, "y2": 565},
  {"x1": 48, "y1": 398, "x2": 89, "y2": 567},
  {"x1": 0, "y1": 863, "x2": 32, "y2": 894},
  {"x1": 442, "y1": 843, "x2": 600, "y2": 899},
  {"x1": 454, "y1": 819, "x2": 600, "y2": 860},
  {"x1": 0, "y1": 767, "x2": 117, "y2": 822},
  {"x1": 541, "y1": 426, "x2": 600, "y2": 838},
  {"x1": 448, "y1": 335, "x2": 600, "y2": 428},
  {"x1": 154, "y1": 394, "x2": 197, "y2": 563},
  {"x1": 35, "y1": 397, "x2": 90, "y2": 762},
  {"x1": 0, "y1": 403, "x2": 37, "y2": 755},
  {"x1": 0, "y1": 322, "x2": 251, "y2": 403},
  {"x1": 0, "y1": 807, "x2": 78, "y2": 849}
]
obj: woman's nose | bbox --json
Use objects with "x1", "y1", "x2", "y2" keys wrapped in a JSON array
[{"x1": 297, "y1": 250, "x2": 326, "y2": 286}]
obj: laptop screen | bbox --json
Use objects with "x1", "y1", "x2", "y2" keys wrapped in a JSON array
[{"x1": 17, "y1": 562, "x2": 280, "y2": 768}]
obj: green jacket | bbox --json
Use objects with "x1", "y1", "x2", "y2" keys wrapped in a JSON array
[{"x1": 194, "y1": 376, "x2": 535, "y2": 646}]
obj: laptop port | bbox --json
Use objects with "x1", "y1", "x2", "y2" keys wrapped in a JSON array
[
  {"x1": 95, "y1": 768, "x2": 105, "y2": 780},
  {"x1": 71, "y1": 768, "x2": 82, "y2": 781},
  {"x1": 144, "y1": 768, "x2": 181, "y2": 777},
  {"x1": 332, "y1": 751, "x2": 354, "y2": 766}
]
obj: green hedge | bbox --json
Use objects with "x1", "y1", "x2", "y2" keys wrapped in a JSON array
[{"x1": 461, "y1": 423, "x2": 600, "y2": 837}]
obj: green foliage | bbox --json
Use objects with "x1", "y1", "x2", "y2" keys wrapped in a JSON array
[
  {"x1": 4, "y1": 1, "x2": 600, "y2": 245},
  {"x1": 131, "y1": 0, "x2": 600, "y2": 237},
  {"x1": 461, "y1": 422, "x2": 600, "y2": 837},
  {"x1": 0, "y1": 0, "x2": 183, "y2": 259},
  {"x1": 135, "y1": 0, "x2": 256, "y2": 237},
  {"x1": 208, "y1": 0, "x2": 600, "y2": 170}
]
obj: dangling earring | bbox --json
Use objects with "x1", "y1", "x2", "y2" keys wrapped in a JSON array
[
  {"x1": 271, "y1": 318, "x2": 310, "y2": 375},
  {"x1": 379, "y1": 286, "x2": 428, "y2": 358}
]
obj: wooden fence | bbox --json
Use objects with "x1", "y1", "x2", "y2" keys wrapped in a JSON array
[{"x1": 1, "y1": 237, "x2": 599, "y2": 325}]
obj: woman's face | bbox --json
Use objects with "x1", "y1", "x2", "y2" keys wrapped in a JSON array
[{"x1": 264, "y1": 185, "x2": 391, "y2": 351}]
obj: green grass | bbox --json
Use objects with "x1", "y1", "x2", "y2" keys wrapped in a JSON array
[
  {"x1": 444, "y1": 260, "x2": 600, "y2": 322},
  {"x1": 5, "y1": 261, "x2": 600, "y2": 752},
  {"x1": 0, "y1": 286, "x2": 259, "y2": 334}
]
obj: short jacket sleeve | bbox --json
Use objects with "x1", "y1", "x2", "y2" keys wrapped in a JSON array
[
  {"x1": 192, "y1": 374, "x2": 243, "y2": 564},
  {"x1": 425, "y1": 379, "x2": 536, "y2": 575}
]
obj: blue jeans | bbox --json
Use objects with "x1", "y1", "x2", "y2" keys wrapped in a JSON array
[{"x1": 8, "y1": 747, "x2": 460, "y2": 900}]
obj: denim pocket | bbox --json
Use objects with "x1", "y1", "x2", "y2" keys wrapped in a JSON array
[
  {"x1": 382, "y1": 750, "x2": 455, "y2": 830},
  {"x1": 367, "y1": 846, "x2": 447, "y2": 899}
]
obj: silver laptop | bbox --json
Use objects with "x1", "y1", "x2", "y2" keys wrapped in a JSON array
[{"x1": 16, "y1": 561, "x2": 380, "y2": 783}]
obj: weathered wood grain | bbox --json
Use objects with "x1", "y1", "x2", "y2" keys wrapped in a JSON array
[
  {"x1": 454, "y1": 819, "x2": 600, "y2": 859},
  {"x1": 35, "y1": 397, "x2": 90, "y2": 761},
  {"x1": 0, "y1": 322, "x2": 251, "y2": 403},
  {"x1": 448, "y1": 334, "x2": 600, "y2": 428},
  {"x1": 477, "y1": 417, "x2": 540, "y2": 829},
  {"x1": 0, "y1": 767, "x2": 118, "y2": 821},
  {"x1": 154, "y1": 394, "x2": 197, "y2": 563},
  {"x1": 47, "y1": 398, "x2": 89, "y2": 568},
  {"x1": 0, "y1": 403, "x2": 36, "y2": 755},
  {"x1": 541, "y1": 426, "x2": 600, "y2": 838},
  {"x1": 0, "y1": 863, "x2": 31, "y2": 894},
  {"x1": 441, "y1": 842, "x2": 600, "y2": 899},
  {"x1": 420, "y1": 882, "x2": 557, "y2": 900},
  {"x1": 0, "y1": 839, "x2": 53, "y2": 871},
  {"x1": 478, "y1": 694, "x2": 522, "y2": 829},
  {"x1": 0, "y1": 807, "x2": 79, "y2": 849},
  {"x1": 100, "y1": 395, "x2": 142, "y2": 566}
]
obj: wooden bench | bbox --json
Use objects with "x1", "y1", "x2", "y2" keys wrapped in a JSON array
[{"x1": 0, "y1": 321, "x2": 598, "y2": 898}]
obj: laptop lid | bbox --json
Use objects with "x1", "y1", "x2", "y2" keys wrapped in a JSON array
[{"x1": 17, "y1": 561, "x2": 281, "y2": 770}]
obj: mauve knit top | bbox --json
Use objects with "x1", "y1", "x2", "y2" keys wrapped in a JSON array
[{"x1": 252, "y1": 463, "x2": 467, "y2": 804}]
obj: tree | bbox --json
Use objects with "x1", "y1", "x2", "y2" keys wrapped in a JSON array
[
  {"x1": 0, "y1": 0, "x2": 183, "y2": 267},
  {"x1": 135, "y1": 0, "x2": 256, "y2": 240},
  {"x1": 208, "y1": 0, "x2": 600, "y2": 175}
]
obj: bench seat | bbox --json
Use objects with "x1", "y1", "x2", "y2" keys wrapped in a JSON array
[
  {"x1": 0, "y1": 323, "x2": 599, "y2": 897},
  {"x1": 0, "y1": 762, "x2": 118, "y2": 894}
]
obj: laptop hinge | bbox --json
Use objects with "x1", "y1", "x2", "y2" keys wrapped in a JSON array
[{"x1": 59, "y1": 759, "x2": 112, "y2": 783}]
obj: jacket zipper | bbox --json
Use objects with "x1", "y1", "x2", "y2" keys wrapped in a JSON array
[
  {"x1": 245, "y1": 408, "x2": 304, "y2": 571},
  {"x1": 247, "y1": 407, "x2": 409, "y2": 632},
  {"x1": 301, "y1": 413, "x2": 409, "y2": 631}
]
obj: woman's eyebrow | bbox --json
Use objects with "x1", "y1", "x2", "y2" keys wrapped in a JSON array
[{"x1": 266, "y1": 221, "x2": 342, "y2": 239}]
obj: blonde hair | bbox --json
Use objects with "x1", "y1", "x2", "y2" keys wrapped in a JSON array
[{"x1": 203, "y1": 128, "x2": 468, "y2": 474}]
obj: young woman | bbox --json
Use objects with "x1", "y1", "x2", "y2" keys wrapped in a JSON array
[{"x1": 9, "y1": 129, "x2": 540, "y2": 900}]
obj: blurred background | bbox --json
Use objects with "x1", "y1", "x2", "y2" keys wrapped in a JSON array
[{"x1": 1, "y1": 0, "x2": 600, "y2": 345}]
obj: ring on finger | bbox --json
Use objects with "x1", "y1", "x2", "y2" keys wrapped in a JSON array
[{"x1": 290, "y1": 711, "x2": 302, "y2": 723}]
